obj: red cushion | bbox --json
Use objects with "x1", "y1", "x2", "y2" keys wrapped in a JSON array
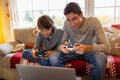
[{"x1": 111, "y1": 24, "x2": 120, "y2": 30}]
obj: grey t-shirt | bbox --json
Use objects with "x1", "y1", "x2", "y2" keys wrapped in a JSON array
[
  {"x1": 33, "y1": 27, "x2": 63, "y2": 51},
  {"x1": 62, "y1": 17, "x2": 110, "y2": 53}
]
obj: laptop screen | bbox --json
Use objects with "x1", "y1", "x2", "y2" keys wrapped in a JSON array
[{"x1": 16, "y1": 64, "x2": 78, "y2": 80}]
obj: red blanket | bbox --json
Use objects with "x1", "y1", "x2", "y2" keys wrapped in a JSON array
[
  {"x1": 10, "y1": 52, "x2": 34, "y2": 68},
  {"x1": 67, "y1": 55, "x2": 120, "y2": 78},
  {"x1": 10, "y1": 52, "x2": 22, "y2": 68},
  {"x1": 10, "y1": 52, "x2": 120, "y2": 78}
]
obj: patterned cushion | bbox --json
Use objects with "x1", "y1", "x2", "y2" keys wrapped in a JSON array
[
  {"x1": 109, "y1": 34, "x2": 120, "y2": 56},
  {"x1": 105, "y1": 32, "x2": 120, "y2": 56}
]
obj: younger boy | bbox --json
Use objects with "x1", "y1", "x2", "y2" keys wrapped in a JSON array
[{"x1": 22, "y1": 15, "x2": 63, "y2": 66}]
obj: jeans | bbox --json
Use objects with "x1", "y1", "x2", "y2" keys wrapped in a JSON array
[
  {"x1": 49, "y1": 51, "x2": 107, "y2": 80},
  {"x1": 22, "y1": 49, "x2": 50, "y2": 66}
]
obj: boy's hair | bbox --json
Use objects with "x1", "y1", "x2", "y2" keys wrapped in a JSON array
[
  {"x1": 37, "y1": 15, "x2": 54, "y2": 29},
  {"x1": 64, "y1": 2, "x2": 82, "y2": 15}
]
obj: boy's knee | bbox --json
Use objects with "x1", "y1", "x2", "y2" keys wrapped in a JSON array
[
  {"x1": 22, "y1": 50, "x2": 31, "y2": 58},
  {"x1": 94, "y1": 52, "x2": 107, "y2": 67},
  {"x1": 49, "y1": 52, "x2": 60, "y2": 66},
  {"x1": 49, "y1": 53, "x2": 58, "y2": 61}
]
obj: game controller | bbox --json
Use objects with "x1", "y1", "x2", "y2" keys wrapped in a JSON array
[
  {"x1": 64, "y1": 45, "x2": 73, "y2": 50},
  {"x1": 65, "y1": 45, "x2": 73, "y2": 48},
  {"x1": 37, "y1": 49, "x2": 46, "y2": 57}
]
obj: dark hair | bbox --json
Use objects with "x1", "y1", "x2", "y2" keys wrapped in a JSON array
[
  {"x1": 37, "y1": 15, "x2": 54, "y2": 29},
  {"x1": 64, "y1": 2, "x2": 82, "y2": 15}
]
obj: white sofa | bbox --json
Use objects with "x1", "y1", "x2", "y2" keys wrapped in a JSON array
[
  {"x1": 0, "y1": 27, "x2": 35, "y2": 80},
  {"x1": 0, "y1": 27, "x2": 120, "y2": 80}
]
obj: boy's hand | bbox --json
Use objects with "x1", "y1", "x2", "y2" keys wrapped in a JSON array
[
  {"x1": 73, "y1": 43, "x2": 93, "y2": 54},
  {"x1": 44, "y1": 50, "x2": 55, "y2": 59},
  {"x1": 31, "y1": 49, "x2": 39, "y2": 58},
  {"x1": 60, "y1": 41, "x2": 70, "y2": 53},
  {"x1": 73, "y1": 43, "x2": 85, "y2": 54}
]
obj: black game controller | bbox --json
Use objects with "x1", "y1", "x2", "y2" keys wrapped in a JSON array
[{"x1": 37, "y1": 49, "x2": 46, "y2": 57}]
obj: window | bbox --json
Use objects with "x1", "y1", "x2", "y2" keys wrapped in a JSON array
[
  {"x1": 10, "y1": 0, "x2": 120, "y2": 28},
  {"x1": 13, "y1": 0, "x2": 85, "y2": 28},
  {"x1": 94, "y1": 0, "x2": 120, "y2": 27}
]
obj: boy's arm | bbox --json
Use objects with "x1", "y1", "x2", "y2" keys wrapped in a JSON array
[
  {"x1": 32, "y1": 33, "x2": 42, "y2": 50},
  {"x1": 92, "y1": 18, "x2": 111, "y2": 53}
]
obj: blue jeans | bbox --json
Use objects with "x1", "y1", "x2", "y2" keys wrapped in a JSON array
[
  {"x1": 22, "y1": 49, "x2": 50, "y2": 66},
  {"x1": 49, "y1": 51, "x2": 107, "y2": 80}
]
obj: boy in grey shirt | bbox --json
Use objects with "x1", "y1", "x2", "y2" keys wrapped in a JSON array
[
  {"x1": 50, "y1": 2, "x2": 110, "y2": 80},
  {"x1": 22, "y1": 15, "x2": 63, "y2": 66}
]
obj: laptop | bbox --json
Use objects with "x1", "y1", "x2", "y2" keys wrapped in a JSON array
[{"x1": 16, "y1": 64, "x2": 81, "y2": 80}]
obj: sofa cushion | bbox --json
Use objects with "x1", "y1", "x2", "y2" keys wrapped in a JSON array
[
  {"x1": 0, "y1": 41, "x2": 19, "y2": 56},
  {"x1": 2, "y1": 53, "x2": 15, "y2": 68},
  {"x1": 109, "y1": 34, "x2": 120, "y2": 56},
  {"x1": 104, "y1": 27, "x2": 120, "y2": 56},
  {"x1": 105, "y1": 32, "x2": 120, "y2": 56},
  {"x1": 0, "y1": 44, "x2": 13, "y2": 57},
  {"x1": 14, "y1": 28, "x2": 35, "y2": 45}
]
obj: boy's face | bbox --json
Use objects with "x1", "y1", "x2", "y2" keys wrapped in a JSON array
[
  {"x1": 39, "y1": 27, "x2": 53, "y2": 37},
  {"x1": 65, "y1": 12, "x2": 83, "y2": 30}
]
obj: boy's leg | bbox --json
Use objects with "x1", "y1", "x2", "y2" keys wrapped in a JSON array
[
  {"x1": 50, "y1": 51, "x2": 107, "y2": 80},
  {"x1": 40, "y1": 59, "x2": 50, "y2": 66},
  {"x1": 49, "y1": 51, "x2": 80, "y2": 67},
  {"x1": 22, "y1": 49, "x2": 50, "y2": 66},
  {"x1": 49, "y1": 52, "x2": 64, "y2": 67},
  {"x1": 84, "y1": 51, "x2": 107, "y2": 80},
  {"x1": 22, "y1": 49, "x2": 39, "y2": 62}
]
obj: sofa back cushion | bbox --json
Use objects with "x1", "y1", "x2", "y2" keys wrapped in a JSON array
[
  {"x1": 14, "y1": 28, "x2": 35, "y2": 45},
  {"x1": 105, "y1": 27, "x2": 120, "y2": 56},
  {"x1": 108, "y1": 33, "x2": 120, "y2": 56}
]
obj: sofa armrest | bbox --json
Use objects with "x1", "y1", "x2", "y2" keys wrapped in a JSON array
[{"x1": 0, "y1": 41, "x2": 20, "y2": 56}]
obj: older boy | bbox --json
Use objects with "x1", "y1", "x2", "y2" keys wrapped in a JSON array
[{"x1": 50, "y1": 2, "x2": 110, "y2": 80}]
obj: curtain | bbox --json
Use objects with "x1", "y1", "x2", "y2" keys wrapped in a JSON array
[
  {"x1": 0, "y1": 0, "x2": 6, "y2": 43},
  {"x1": 9, "y1": 0, "x2": 19, "y2": 28},
  {"x1": 0, "y1": 13, "x2": 6, "y2": 43},
  {"x1": 0, "y1": 0, "x2": 14, "y2": 44}
]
